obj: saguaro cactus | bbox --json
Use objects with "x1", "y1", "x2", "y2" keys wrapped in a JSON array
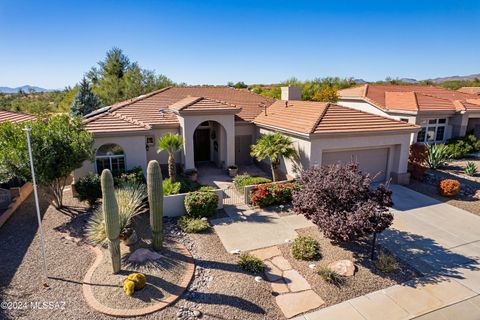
[
  {"x1": 101, "y1": 169, "x2": 121, "y2": 273},
  {"x1": 147, "y1": 160, "x2": 164, "y2": 250}
]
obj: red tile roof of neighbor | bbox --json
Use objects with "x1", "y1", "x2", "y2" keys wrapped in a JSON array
[
  {"x1": 84, "y1": 86, "x2": 273, "y2": 133},
  {"x1": 338, "y1": 84, "x2": 480, "y2": 113},
  {"x1": 253, "y1": 100, "x2": 418, "y2": 135},
  {"x1": 0, "y1": 110, "x2": 37, "y2": 123},
  {"x1": 458, "y1": 87, "x2": 480, "y2": 95}
]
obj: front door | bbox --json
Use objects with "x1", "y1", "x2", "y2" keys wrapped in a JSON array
[
  {"x1": 194, "y1": 129, "x2": 211, "y2": 162},
  {"x1": 235, "y1": 135, "x2": 253, "y2": 165}
]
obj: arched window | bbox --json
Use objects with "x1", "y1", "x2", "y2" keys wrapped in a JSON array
[{"x1": 95, "y1": 143, "x2": 125, "y2": 175}]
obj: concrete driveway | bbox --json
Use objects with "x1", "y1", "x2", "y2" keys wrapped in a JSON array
[{"x1": 296, "y1": 185, "x2": 480, "y2": 320}]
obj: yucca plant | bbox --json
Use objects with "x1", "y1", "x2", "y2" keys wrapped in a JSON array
[
  {"x1": 426, "y1": 144, "x2": 450, "y2": 169},
  {"x1": 465, "y1": 162, "x2": 478, "y2": 176},
  {"x1": 86, "y1": 182, "x2": 147, "y2": 246}
]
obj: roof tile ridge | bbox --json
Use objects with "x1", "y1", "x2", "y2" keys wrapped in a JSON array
[
  {"x1": 412, "y1": 92, "x2": 419, "y2": 111},
  {"x1": 112, "y1": 112, "x2": 151, "y2": 129},
  {"x1": 207, "y1": 97, "x2": 240, "y2": 109},
  {"x1": 175, "y1": 96, "x2": 204, "y2": 111},
  {"x1": 309, "y1": 102, "x2": 331, "y2": 134}
]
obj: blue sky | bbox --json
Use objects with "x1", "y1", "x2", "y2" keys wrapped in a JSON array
[{"x1": 0, "y1": 0, "x2": 479, "y2": 89}]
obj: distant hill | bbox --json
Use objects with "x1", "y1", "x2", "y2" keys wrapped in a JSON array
[
  {"x1": 428, "y1": 73, "x2": 480, "y2": 83},
  {"x1": 0, "y1": 85, "x2": 53, "y2": 93}
]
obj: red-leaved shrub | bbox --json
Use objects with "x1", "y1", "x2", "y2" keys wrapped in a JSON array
[
  {"x1": 292, "y1": 162, "x2": 393, "y2": 258},
  {"x1": 409, "y1": 143, "x2": 428, "y2": 180},
  {"x1": 438, "y1": 179, "x2": 460, "y2": 197},
  {"x1": 251, "y1": 182, "x2": 299, "y2": 207}
]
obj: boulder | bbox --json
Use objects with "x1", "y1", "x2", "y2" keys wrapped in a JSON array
[
  {"x1": 328, "y1": 259, "x2": 355, "y2": 277},
  {"x1": 128, "y1": 248, "x2": 161, "y2": 263}
]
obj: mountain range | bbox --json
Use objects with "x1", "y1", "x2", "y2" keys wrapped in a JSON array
[{"x1": 0, "y1": 85, "x2": 53, "y2": 93}]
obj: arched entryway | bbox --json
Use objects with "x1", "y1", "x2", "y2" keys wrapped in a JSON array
[{"x1": 193, "y1": 121, "x2": 227, "y2": 167}]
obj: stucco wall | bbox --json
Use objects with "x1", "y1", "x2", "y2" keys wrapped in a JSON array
[
  {"x1": 146, "y1": 128, "x2": 182, "y2": 164},
  {"x1": 74, "y1": 134, "x2": 148, "y2": 179},
  {"x1": 235, "y1": 122, "x2": 256, "y2": 136},
  {"x1": 256, "y1": 127, "x2": 311, "y2": 179},
  {"x1": 310, "y1": 133, "x2": 412, "y2": 175},
  {"x1": 338, "y1": 99, "x2": 394, "y2": 118},
  {"x1": 163, "y1": 189, "x2": 223, "y2": 217}
]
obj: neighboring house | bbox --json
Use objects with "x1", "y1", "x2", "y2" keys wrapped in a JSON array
[
  {"x1": 338, "y1": 84, "x2": 480, "y2": 143},
  {"x1": 458, "y1": 87, "x2": 480, "y2": 96},
  {"x1": 75, "y1": 86, "x2": 418, "y2": 184},
  {"x1": 0, "y1": 110, "x2": 36, "y2": 124}
]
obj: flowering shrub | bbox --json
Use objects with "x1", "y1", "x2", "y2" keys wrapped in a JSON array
[
  {"x1": 438, "y1": 179, "x2": 460, "y2": 197},
  {"x1": 184, "y1": 191, "x2": 218, "y2": 218},
  {"x1": 250, "y1": 181, "x2": 299, "y2": 207}
]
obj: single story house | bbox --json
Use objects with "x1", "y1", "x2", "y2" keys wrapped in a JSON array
[
  {"x1": 338, "y1": 84, "x2": 480, "y2": 143},
  {"x1": 75, "y1": 86, "x2": 418, "y2": 184}
]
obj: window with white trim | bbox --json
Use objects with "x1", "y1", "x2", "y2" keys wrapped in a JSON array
[
  {"x1": 416, "y1": 118, "x2": 447, "y2": 143},
  {"x1": 95, "y1": 143, "x2": 126, "y2": 175}
]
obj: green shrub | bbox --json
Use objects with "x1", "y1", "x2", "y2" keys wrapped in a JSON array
[
  {"x1": 163, "y1": 178, "x2": 181, "y2": 195},
  {"x1": 114, "y1": 166, "x2": 145, "y2": 187},
  {"x1": 184, "y1": 191, "x2": 218, "y2": 218},
  {"x1": 318, "y1": 266, "x2": 343, "y2": 284},
  {"x1": 465, "y1": 162, "x2": 478, "y2": 176},
  {"x1": 74, "y1": 173, "x2": 101, "y2": 206},
  {"x1": 446, "y1": 135, "x2": 480, "y2": 159},
  {"x1": 178, "y1": 176, "x2": 201, "y2": 193},
  {"x1": 237, "y1": 254, "x2": 265, "y2": 273},
  {"x1": 291, "y1": 236, "x2": 321, "y2": 260},
  {"x1": 198, "y1": 185, "x2": 216, "y2": 191},
  {"x1": 233, "y1": 174, "x2": 271, "y2": 194},
  {"x1": 426, "y1": 144, "x2": 450, "y2": 169},
  {"x1": 376, "y1": 253, "x2": 399, "y2": 273},
  {"x1": 177, "y1": 216, "x2": 209, "y2": 233}
]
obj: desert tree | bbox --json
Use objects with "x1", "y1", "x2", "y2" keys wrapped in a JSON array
[
  {"x1": 292, "y1": 162, "x2": 393, "y2": 259},
  {"x1": 0, "y1": 115, "x2": 94, "y2": 208}
]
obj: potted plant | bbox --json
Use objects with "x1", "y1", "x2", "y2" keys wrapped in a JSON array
[
  {"x1": 228, "y1": 165, "x2": 238, "y2": 177},
  {"x1": 185, "y1": 168, "x2": 198, "y2": 182}
]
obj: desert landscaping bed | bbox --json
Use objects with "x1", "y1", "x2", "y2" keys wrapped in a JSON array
[
  {"x1": 277, "y1": 226, "x2": 420, "y2": 308},
  {"x1": 0, "y1": 191, "x2": 284, "y2": 320}
]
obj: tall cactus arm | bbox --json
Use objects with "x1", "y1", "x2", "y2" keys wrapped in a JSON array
[
  {"x1": 101, "y1": 169, "x2": 121, "y2": 273},
  {"x1": 147, "y1": 160, "x2": 164, "y2": 250}
]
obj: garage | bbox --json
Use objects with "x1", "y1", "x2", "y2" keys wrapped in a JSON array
[{"x1": 322, "y1": 147, "x2": 389, "y2": 182}]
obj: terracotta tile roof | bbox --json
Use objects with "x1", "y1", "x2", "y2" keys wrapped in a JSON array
[
  {"x1": 0, "y1": 110, "x2": 36, "y2": 123},
  {"x1": 458, "y1": 87, "x2": 480, "y2": 95},
  {"x1": 338, "y1": 84, "x2": 480, "y2": 112},
  {"x1": 84, "y1": 86, "x2": 273, "y2": 133},
  {"x1": 254, "y1": 100, "x2": 418, "y2": 135},
  {"x1": 84, "y1": 113, "x2": 150, "y2": 133},
  {"x1": 170, "y1": 96, "x2": 241, "y2": 112}
]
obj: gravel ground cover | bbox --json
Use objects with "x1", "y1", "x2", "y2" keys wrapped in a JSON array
[
  {"x1": 407, "y1": 180, "x2": 480, "y2": 216},
  {"x1": 0, "y1": 190, "x2": 284, "y2": 320},
  {"x1": 277, "y1": 227, "x2": 420, "y2": 308}
]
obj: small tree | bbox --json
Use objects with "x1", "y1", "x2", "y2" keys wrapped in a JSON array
[
  {"x1": 0, "y1": 115, "x2": 94, "y2": 208},
  {"x1": 250, "y1": 132, "x2": 297, "y2": 181},
  {"x1": 292, "y1": 162, "x2": 393, "y2": 259},
  {"x1": 312, "y1": 86, "x2": 338, "y2": 103},
  {"x1": 157, "y1": 133, "x2": 183, "y2": 182},
  {"x1": 70, "y1": 77, "x2": 103, "y2": 117}
]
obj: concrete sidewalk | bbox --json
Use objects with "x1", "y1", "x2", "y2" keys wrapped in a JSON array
[{"x1": 295, "y1": 185, "x2": 480, "y2": 320}]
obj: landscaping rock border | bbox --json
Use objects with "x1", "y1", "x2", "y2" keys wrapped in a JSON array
[{"x1": 82, "y1": 241, "x2": 195, "y2": 318}]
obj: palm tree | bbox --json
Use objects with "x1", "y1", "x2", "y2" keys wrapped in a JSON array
[
  {"x1": 157, "y1": 133, "x2": 183, "y2": 182},
  {"x1": 250, "y1": 133, "x2": 297, "y2": 181}
]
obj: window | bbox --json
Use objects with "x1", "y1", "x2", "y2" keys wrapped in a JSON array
[
  {"x1": 95, "y1": 143, "x2": 125, "y2": 175},
  {"x1": 416, "y1": 118, "x2": 447, "y2": 143}
]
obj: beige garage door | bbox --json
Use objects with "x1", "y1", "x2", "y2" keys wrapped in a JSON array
[{"x1": 322, "y1": 148, "x2": 389, "y2": 182}]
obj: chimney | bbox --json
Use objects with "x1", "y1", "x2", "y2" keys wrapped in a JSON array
[{"x1": 281, "y1": 86, "x2": 302, "y2": 101}]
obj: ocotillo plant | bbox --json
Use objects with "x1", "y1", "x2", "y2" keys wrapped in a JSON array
[
  {"x1": 147, "y1": 160, "x2": 164, "y2": 250},
  {"x1": 101, "y1": 169, "x2": 121, "y2": 273}
]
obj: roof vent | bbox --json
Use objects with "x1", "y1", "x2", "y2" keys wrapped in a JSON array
[{"x1": 159, "y1": 108, "x2": 166, "y2": 117}]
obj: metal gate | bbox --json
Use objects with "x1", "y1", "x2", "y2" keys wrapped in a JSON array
[{"x1": 222, "y1": 184, "x2": 244, "y2": 206}]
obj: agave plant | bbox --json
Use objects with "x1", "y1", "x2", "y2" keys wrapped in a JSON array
[
  {"x1": 465, "y1": 162, "x2": 478, "y2": 177},
  {"x1": 86, "y1": 182, "x2": 147, "y2": 246},
  {"x1": 426, "y1": 144, "x2": 450, "y2": 169}
]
